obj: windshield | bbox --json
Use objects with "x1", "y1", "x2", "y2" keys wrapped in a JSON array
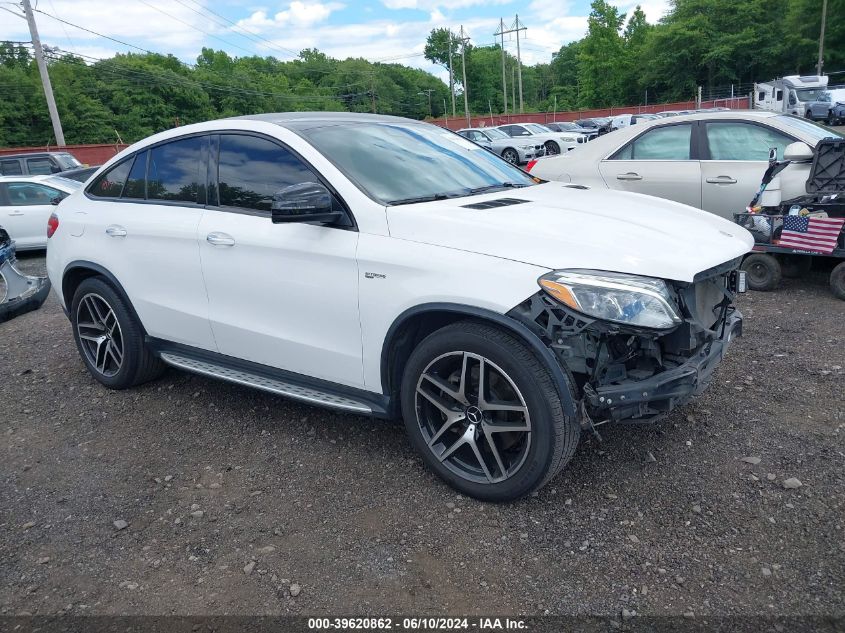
[
  {"x1": 775, "y1": 115, "x2": 843, "y2": 142},
  {"x1": 55, "y1": 153, "x2": 82, "y2": 169},
  {"x1": 795, "y1": 88, "x2": 826, "y2": 102},
  {"x1": 526, "y1": 124, "x2": 551, "y2": 133},
  {"x1": 296, "y1": 122, "x2": 536, "y2": 205},
  {"x1": 483, "y1": 127, "x2": 508, "y2": 139}
]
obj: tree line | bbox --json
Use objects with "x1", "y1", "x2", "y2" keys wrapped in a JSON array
[{"x1": 0, "y1": 0, "x2": 841, "y2": 147}]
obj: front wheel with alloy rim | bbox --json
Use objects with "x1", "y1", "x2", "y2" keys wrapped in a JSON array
[
  {"x1": 544, "y1": 141, "x2": 560, "y2": 156},
  {"x1": 501, "y1": 148, "x2": 519, "y2": 164},
  {"x1": 400, "y1": 321, "x2": 579, "y2": 501},
  {"x1": 70, "y1": 276, "x2": 165, "y2": 389}
]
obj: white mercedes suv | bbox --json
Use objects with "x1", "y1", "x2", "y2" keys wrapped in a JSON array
[{"x1": 46, "y1": 113, "x2": 752, "y2": 501}]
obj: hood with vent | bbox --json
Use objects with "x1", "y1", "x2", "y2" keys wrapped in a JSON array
[{"x1": 385, "y1": 181, "x2": 754, "y2": 283}]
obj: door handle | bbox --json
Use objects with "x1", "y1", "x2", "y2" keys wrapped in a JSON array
[
  {"x1": 105, "y1": 225, "x2": 127, "y2": 237},
  {"x1": 206, "y1": 232, "x2": 235, "y2": 247},
  {"x1": 706, "y1": 176, "x2": 737, "y2": 184},
  {"x1": 616, "y1": 172, "x2": 642, "y2": 181}
]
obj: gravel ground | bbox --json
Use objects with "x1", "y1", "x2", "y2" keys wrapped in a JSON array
[{"x1": 1, "y1": 253, "x2": 843, "y2": 620}]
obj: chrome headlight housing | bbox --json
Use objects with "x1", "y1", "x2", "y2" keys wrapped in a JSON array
[{"x1": 538, "y1": 270, "x2": 682, "y2": 330}]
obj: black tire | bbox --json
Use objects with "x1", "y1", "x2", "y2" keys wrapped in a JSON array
[
  {"x1": 70, "y1": 276, "x2": 165, "y2": 389},
  {"x1": 805, "y1": 110, "x2": 813, "y2": 119},
  {"x1": 828, "y1": 112, "x2": 836, "y2": 126},
  {"x1": 741, "y1": 253, "x2": 782, "y2": 291},
  {"x1": 830, "y1": 262, "x2": 845, "y2": 301},
  {"x1": 779, "y1": 254, "x2": 812, "y2": 278},
  {"x1": 400, "y1": 320, "x2": 579, "y2": 501},
  {"x1": 544, "y1": 141, "x2": 560, "y2": 155},
  {"x1": 501, "y1": 148, "x2": 519, "y2": 164}
]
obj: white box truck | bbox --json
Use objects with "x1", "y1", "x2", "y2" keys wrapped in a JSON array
[{"x1": 753, "y1": 75, "x2": 829, "y2": 116}]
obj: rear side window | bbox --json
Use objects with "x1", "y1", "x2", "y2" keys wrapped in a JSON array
[
  {"x1": 88, "y1": 159, "x2": 132, "y2": 198},
  {"x1": 217, "y1": 134, "x2": 317, "y2": 212},
  {"x1": 123, "y1": 151, "x2": 147, "y2": 199},
  {"x1": 27, "y1": 157, "x2": 55, "y2": 175},
  {"x1": 0, "y1": 159, "x2": 22, "y2": 175},
  {"x1": 612, "y1": 124, "x2": 692, "y2": 160},
  {"x1": 148, "y1": 137, "x2": 203, "y2": 204}
]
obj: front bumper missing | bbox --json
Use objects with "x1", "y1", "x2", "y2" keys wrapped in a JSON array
[
  {"x1": 584, "y1": 311, "x2": 743, "y2": 423},
  {"x1": 0, "y1": 228, "x2": 51, "y2": 324}
]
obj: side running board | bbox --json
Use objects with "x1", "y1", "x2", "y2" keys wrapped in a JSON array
[{"x1": 159, "y1": 352, "x2": 373, "y2": 415}]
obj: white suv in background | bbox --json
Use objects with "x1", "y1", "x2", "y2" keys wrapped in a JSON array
[{"x1": 47, "y1": 113, "x2": 752, "y2": 501}]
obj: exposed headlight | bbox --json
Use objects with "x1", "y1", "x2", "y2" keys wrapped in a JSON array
[{"x1": 538, "y1": 270, "x2": 682, "y2": 329}]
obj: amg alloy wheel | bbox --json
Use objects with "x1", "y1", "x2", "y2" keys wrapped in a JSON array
[
  {"x1": 70, "y1": 276, "x2": 165, "y2": 389},
  {"x1": 76, "y1": 293, "x2": 124, "y2": 377},
  {"x1": 401, "y1": 321, "x2": 579, "y2": 501},
  {"x1": 544, "y1": 141, "x2": 560, "y2": 155},
  {"x1": 415, "y1": 351, "x2": 532, "y2": 484}
]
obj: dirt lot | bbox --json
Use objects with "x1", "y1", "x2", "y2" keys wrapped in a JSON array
[{"x1": 1, "y1": 253, "x2": 843, "y2": 620}]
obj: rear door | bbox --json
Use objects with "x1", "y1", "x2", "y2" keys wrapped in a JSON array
[
  {"x1": 0, "y1": 181, "x2": 66, "y2": 248},
  {"x1": 700, "y1": 120, "x2": 795, "y2": 219},
  {"x1": 598, "y1": 122, "x2": 702, "y2": 209},
  {"x1": 82, "y1": 137, "x2": 215, "y2": 350}
]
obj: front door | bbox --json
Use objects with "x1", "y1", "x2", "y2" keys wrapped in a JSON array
[
  {"x1": 598, "y1": 122, "x2": 702, "y2": 209},
  {"x1": 198, "y1": 133, "x2": 363, "y2": 389}
]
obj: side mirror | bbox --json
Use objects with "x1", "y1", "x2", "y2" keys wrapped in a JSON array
[
  {"x1": 51, "y1": 196, "x2": 62, "y2": 205},
  {"x1": 270, "y1": 182, "x2": 341, "y2": 224},
  {"x1": 783, "y1": 141, "x2": 814, "y2": 162}
]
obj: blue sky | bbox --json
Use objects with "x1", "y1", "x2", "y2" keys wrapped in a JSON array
[{"x1": 1, "y1": 0, "x2": 670, "y2": 81}]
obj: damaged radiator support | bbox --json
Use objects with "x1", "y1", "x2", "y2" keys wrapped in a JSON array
[
  {"x1": 0, "y1": 228, "x2": 51, "y2": 324},
  {"x1": 507, "y1": 273, "x2": 740, "y2": 431}
]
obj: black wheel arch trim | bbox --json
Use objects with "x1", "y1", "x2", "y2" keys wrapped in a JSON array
[
  {"x1": 380, "y1": 302, "x2": 577, "y2": 417},
  {"x1": 61, "y1": 261, "x2": 146, "y2": 334}
]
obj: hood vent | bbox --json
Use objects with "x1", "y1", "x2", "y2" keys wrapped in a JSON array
[{"x1": 462, "y1": 197, "x2": 529, "y2": 210}]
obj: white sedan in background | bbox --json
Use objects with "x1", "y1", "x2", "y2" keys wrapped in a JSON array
[
  {"x1": 529, "y1": 111, "x2": 842, "y2": 219},
  {"x1": 0, "y1": 175, "x2": 80, "y2": 249},
  {"x1": 495, "y1": 123, "x2": 585, "y2": 155}
]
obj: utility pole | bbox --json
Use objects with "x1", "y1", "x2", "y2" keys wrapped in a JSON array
[
  {"x1": 494, "y1": 18, "x2": 508, "y2": 114},
  {"x1": 817, "y1": 0, "x2": 828, "y2": 76},
  {"x1": 447, "y1": 31, "x2": 456, "y2": 117},
  {"x1": 370, "y1": 74, "x2": 376, "y2": 113},
  {"x1": 488, "y1": 99, "x2": 494, "y2": 126},
  {"x1": 514, "y1": 14, "x2": 525, "y2": 113},
  {"x1": 418, "y1": 89, "x2": 434, "y2": 118},
  {"x1": 553, "y1": 95, "x2": 557, "y2": 121},
  {"x1": 22, "y1": 0, "x2": 65, "y2": 146},
  {"x1": 459, "y1": 25, "x2": 470, "y2": 127},
  {"x1": 511, "y1": 65, "x2": 516, "y2": 116},
  {"x1": 495, "y1": 16, "x2": 527, "y2": 114},
  {"x1": 444, "y1": 98, "x2": 448, "y2": 127}
]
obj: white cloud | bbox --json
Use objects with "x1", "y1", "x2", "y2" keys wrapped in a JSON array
[
  {"x1": 238, "y1": 1, "x2": 345, "y2": 30},
  {"x1": 382, "y1": 0, "x2": 513, "y2": 9}
]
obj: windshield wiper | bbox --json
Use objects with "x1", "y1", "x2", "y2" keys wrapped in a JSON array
[
  {"x1": 467, "y1": 182, "x2": 530, "y2": 195},
  {"x1": 387, "y1": 193, "x2": 455, "y2": 206}
]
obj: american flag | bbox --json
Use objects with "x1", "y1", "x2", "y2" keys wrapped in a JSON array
[{"x1": 777, "y1": 215, "x2": 845, "y2": 254}]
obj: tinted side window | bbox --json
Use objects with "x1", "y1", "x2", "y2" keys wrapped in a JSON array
[
  {"x1": 88, "y1": 159, "x2": 132, "y2": 198},
  {"x1": 0, "y1": 159, "x2": 23, "y2": 175},
  {"x1": 706, "y1": 122, "x2": 793, "y2": 161},
  {"x1": 613, "y1": 124, "x2": 692, "y2": 160},
  {"x1": 27, "y1": 157, "x2": 55, "y2": 175},
  {"x1": 148, "y1": 137, "x2": 203, "y2": 204},
  {"x1": 218, "y1": 134, "x2": 317, "y2": 212},
  {"x1": 123, "y1": 151, "x2": 147, "y2": 199},
  {"x1": 5, "y1": 182, "x2": 62, "y2": 206}
]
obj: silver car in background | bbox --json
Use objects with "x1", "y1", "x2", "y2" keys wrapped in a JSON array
[
  {"x1": 527, "y1": 110, "x2": 842, "y2": 219},
  {"x1": 457, "y1": 127, "x2": 544, "y2": 164}
]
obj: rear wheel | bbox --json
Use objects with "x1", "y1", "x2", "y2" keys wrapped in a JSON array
[
  {"x1": 779, "y1": 254, "x2": 812, "y2": 278},
  {"x1": 828, "y1": 111, "x2": 836, "y2": 126},
  {"x1": 741, "y1": 253, "x2": 782, "y2": 291},
  {"x1": 70, "y1": 277, "x2": 165, "y2": 389},
  {"x1": 830, "y1": 262, "x2": 845, "y2": 301},
  {"x1": 502, "y1": 148, "x2": 519, "y2": 164},
  {"x1": 544, "y1": 141, "x2": 560, "y2": 156},
  {"x1": 400, "y1": 321, "x2": 579, "y2": 501}
]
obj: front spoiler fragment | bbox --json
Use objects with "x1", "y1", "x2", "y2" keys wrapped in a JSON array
[
  {"x1": 0, "y1": 229, "x2": 51, "y2": 324},
  {"x1": 584, "y1": 311, "x2": 743, "y2": 422}
]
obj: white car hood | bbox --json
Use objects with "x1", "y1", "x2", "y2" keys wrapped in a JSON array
[{"x1": 386, "y1": 182, "x2": 754, "y2": 282}]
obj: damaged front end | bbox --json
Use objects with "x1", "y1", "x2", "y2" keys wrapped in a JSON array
[
  {"x1": 508, "y1": 260, "x2": 745, "y2": 431},
  {"x1": 0, "y1": 227, "x2": 51, "y2": 324}
]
